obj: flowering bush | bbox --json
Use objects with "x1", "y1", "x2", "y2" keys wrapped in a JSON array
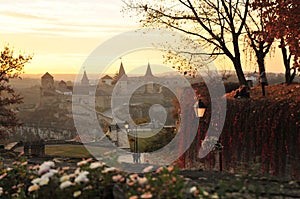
[
  {"x1": 0, "y1": 158, "x2": 216, "y2": 199},
  {"x1": 115, "y1": 165, "x2": 216, "y2": 199}
]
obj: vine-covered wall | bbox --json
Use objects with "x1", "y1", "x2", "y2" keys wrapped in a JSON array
[{"x1": 178, "y1": 83, "x2": 300, "y2": 178}]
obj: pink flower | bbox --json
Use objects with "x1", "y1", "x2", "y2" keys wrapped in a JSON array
[
  {"x1": 143, "y1": 166, "x2": 153, "y2": 173},
  {"x1": 0, "y1": 173, "x2": 7, "y2": 180},
  {"x1": 112, "y1": 174, "x2": 123, "y2": 182},
  {"x1": 141, "y1": 192, "x2": 153, "y2": 198},
  {"x1": 137, "y1": 177, "x2": 148, "y2": 185},
  {"x1": 167, "y1": 166, "x2": 174, "y2": 172},
  {"x1": 155, "y1": 167, "x2": 163, "y2": 174}
]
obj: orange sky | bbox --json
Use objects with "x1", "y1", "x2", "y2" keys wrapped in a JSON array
[{"x1": 0, "y1": 1, "x2": 285, "y2": 75}]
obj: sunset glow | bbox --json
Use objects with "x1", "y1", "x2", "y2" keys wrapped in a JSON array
[{"x1": 0, "y1": 0, "x2": 285, "y2": 75}]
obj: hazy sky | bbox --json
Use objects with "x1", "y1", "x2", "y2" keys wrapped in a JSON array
[{"x1": 0, "y1": 0, "x2": 285, "y2": 75}]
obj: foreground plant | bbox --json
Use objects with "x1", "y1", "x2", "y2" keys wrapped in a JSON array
[{"x1": 0, "y1": 158, "x2": 213, "y2": 198}]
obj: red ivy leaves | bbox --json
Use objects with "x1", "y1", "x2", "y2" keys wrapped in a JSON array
[{"x1": 251, "y1": 0, "x2": 300, "y2": 68}]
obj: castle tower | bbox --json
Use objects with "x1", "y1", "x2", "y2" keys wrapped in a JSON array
[
  {"x1": 41, "y1": 72, "x2": 55, "y2": 96},
  {"x1": 76, "y1": 70, "x2": 90, "y2": 96},
  {"x1": 117, "y1": 61, "x2": 127, "y2": 80},
  {"x1": 115, "y1": 62, "x2": 128, "y2": 95},
  {"x1": 145, "y1": 62, "x2": 154, "y2": 77},
  {"x1": 81, "y1": 70, "x2": 89, "y2": 85},
  {"x1": 144, "y1": 63, "x2": 154, "y2": 93}
]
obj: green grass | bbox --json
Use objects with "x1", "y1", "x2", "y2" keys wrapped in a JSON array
[
  {"x1": 45, "y1": 145, "x2": 92, "y2": 158},
  {"x1": 128, "y1": 129, "x2": 175, "y2": 152},
  {"x1": 45, "y1": 144, "x2": 114, "y2": 158}
]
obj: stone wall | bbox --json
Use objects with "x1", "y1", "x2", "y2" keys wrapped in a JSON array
[{"x1": 9, "y1": 126, "x2": 77, "y2": 142}]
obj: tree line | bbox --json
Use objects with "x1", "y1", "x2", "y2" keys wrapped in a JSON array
[{"x1": 123, "y1": 0, "x2": 299, "y2": 85}]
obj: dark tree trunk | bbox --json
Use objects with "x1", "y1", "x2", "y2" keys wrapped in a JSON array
[
  {"x1": 234, "y1": 59, "x2": 248, "y2": 86},
  {"x1": 232, "y1": 35, "x2": 247, "y2": 86},
  {"x1": 281, "y1": 39, "x2": 295, "y2": 84},
  {"x1": 257, "y1": 45, "x2": 268, "y2": 85}
]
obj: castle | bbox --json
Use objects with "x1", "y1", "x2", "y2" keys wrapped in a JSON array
[{"x1": 38, "y1": 62, "x2": 187, "y2": 126}]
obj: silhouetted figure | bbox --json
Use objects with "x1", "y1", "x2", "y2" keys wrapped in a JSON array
[
  {"x1": 234, "y1": 85, "x2": 250, "y2": 98},
  {"x1": 260, "y1": 72, "x2": 268, "y2": 96}
]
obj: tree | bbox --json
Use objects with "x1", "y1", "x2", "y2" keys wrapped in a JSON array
[
  {"x1": 0, "y1": 46, "x2": 32, "y2": 138},
  {"x1": 252, "y1": 0, "x2": 300, "y2": 84},
  {"x1": 123, "y1": 0, "x2": 250, "y2": 86},
  {"x1": 243, "y1": 1, "x2": 274, "y2": 85}
]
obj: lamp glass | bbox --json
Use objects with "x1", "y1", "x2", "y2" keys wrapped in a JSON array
[
  {"x1": 124, "y1": 121, "x2": 129, "y2": 130},
  {"x1": 194, "y1": 100, "x2": 207, "y2": 118},
  {"x1": 197, "y1": 108, "x2": 206, "y2": 118}
]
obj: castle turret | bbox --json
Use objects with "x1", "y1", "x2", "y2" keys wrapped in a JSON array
[
  {"x1": 81, "y1": 70, "x2": 89, "y2": 85},
  {"x1": 144, "y1": 62, "x2": 154, "y2": 77},
  {"x1": 77, "y1": 70, "x2": 90, "y2": 95},
  {"x1": 41, "y1": 72, "x2": 55, "y2": 97},
  {"x1": 144, "y1": 63, "x2": 154, "y2": 93},
  {"x1": 117, "y1": 62, "x2": 127, "y2": 80},
  {"x1": 115, "y1": 62, "x2": 128, "y2": 95}
]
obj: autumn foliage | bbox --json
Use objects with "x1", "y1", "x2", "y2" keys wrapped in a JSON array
[
  {"x1": 178, "y1": 83, "x2": 300, "y2": 178},
  {"x1": 0, "y1": 46, "x2": 32, "y2": 138},
  {"x1": 252, "y1": 0, "x2": 300, "y2": 69}
]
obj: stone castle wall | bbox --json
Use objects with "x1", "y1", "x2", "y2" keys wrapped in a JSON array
[{"x1": 9, "y1": 126, "x2": 77, "y2": 142}]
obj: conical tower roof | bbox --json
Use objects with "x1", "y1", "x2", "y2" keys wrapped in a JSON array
[
  {"x1": 144, "y1": 62, "x2": 154, "y2": 77},
  {"x1": 42, "y1": 72, "x2": 53, "y2": 79},
  {"x1": 118, "y1": 62, "x2": 127, "y2": 79},
  {"x1": 81, "y1": 70, "x2": 89, "y2": 85}
]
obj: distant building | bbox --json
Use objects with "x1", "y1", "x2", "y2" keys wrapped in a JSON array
[
  {"x1": 41, "y1": 72, "x2": 55, "y2": 96},
  {"x1": 245, "y1": 71, "x2": 259, "y2": 87},
  {"x1": 101, "y1": 75, "x2": 113, "y2": 85}
]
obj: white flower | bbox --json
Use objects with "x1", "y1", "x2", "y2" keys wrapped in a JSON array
[
  {"x1": 102, "y1": 167, "x2": 116, "y2": 173},
  {"x1": 41, "y1": 169, "x2": 58, "y2": 179},
  {"x1": 28, "y1": 184, "x2": 39, "y2": 192},
  {"x1": 32, "y1": 176, "x2": 50, "y2": 186},
  {"x1": 39, "y1": 177, "x2": 49, "y2": 186},
  {"x1": 73, "y1": 190, "x2": 82, "y2": 198},
  {"x1": 211, "y1": 194, "x2": 219, "y2": 199},
  {"x1": 74, "y1": 168, "x2": 81, "y2": 175},
  {"x1": 203, "y1": 190, "x2": 209, "y2": 196},
  {"x1": 89, "y1": 162, "x2": 103, "y2": 169},
  {"x1": 60, "y1": 175, "x2": 70, "y2": 182},
  {"x1": 38, "y1": 161, "x2": 55, "y2": 175},
  {"x1": 31, "y1": 178, "x2": 42, "y2": 185},
  {"x1": 189, "y1": 186, "x2": 197, "y2": 193},
  {"x1": 0, "y1": 187, "x2": 3, "y2": 195},
  {"x1": 75, "y1": 171, "x2": 89, "y2": 183},
  {"x1": 6, "y1": 167, "x2": 13, "y2": 172},
  {"x1": 60, "y1": 181, "x2": 72, "y2": 189},
  {"x1": 142, "y1": 166, "x2": 153, "y2": 173}
]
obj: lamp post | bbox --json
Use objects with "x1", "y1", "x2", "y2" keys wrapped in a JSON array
[
  {"x1": 194, "y1": 99, "x2": 207, "y2": 118},
  {"x1": 124, "y1": 121, "x2": 140, "y2": 163},
  {"x1": 134, "y1": 126, "x2": 140, "y2": 163},
  {"x1": 124, "y1": 121, "x2": 129, "y2": 132},
  {"x1": 214, "y1": 141, "x2": 223, "y2": 172},
  {"x1": 194, "y1": 99, "x2": 223, "y2": 172}
]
